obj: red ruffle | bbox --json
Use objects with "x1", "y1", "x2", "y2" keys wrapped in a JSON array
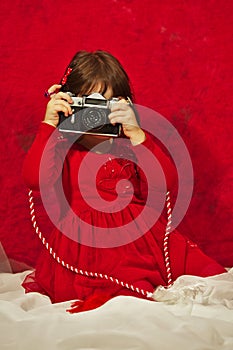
[{"x1": 67, "y1": 294, "x2": 112, "y2": 313}]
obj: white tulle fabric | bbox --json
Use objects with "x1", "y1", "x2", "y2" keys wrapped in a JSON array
[
  {"x1": 0, "y1": 268, "x2": 233, "y2": 349},
  {"x1": 153, "y1": 268, "x2": 233, "y2": 308}
]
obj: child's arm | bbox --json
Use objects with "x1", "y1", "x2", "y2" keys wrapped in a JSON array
[
  {"x1": 109, "y1": 102, "x2": 177, "y2": 200},
  {"x1": 132, "y1": 131, "x2": 178, "y2": 205},
  {"x1": 22, "y1": 123, "x2": 65, "y2": 190},
  {"x1": 139, "y1": 131, "x2": 177, "y2": 191},
  {"x1": 23, "y1": 85, "x2": 73, "y2": 190}
]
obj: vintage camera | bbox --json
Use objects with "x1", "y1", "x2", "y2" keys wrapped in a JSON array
[{"x1": 58, "y1": 92, "x2": 126, "y2": 137}]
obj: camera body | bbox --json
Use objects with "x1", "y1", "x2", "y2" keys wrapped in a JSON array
[{"x1": 58, "y1": 92, "x2": 123, "y2": 137}]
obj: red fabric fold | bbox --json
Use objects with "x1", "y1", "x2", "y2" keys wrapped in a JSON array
[{"x1": 67, "y1": 294, "x2": 112, "y2": 313}]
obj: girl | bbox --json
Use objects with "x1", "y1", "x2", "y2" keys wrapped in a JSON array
[{"x1": 22, "y1": 50, "x2": 225, "y2": 312}]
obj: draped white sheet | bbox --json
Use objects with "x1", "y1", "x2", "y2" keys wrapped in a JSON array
[{"x1": 0, "y1": 269, "x2": 233, "y2": 350}]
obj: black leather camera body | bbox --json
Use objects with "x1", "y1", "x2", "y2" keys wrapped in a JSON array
[{"x1": 58, "y1": 92, "x2": 123, "y2": 137}]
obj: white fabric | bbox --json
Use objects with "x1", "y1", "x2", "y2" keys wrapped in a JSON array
[
  {"x1": 0, "y1": 243, "x2": 12, "y2": 273},
  {"x1": 0, "y1": 269, "x2": 233, "y2": 350}
]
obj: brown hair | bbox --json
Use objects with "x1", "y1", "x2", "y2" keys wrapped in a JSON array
[{"x1": 60, "y1": 50, "x2": 133, "y2": 101}]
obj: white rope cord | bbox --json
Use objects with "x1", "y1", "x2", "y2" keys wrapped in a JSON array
[
  {"x1": 28, "y1": 189, "x2": 173, "y2": 298},
  {"x1": 164, "y1": 191, "x2": 173, "y2": 286}
]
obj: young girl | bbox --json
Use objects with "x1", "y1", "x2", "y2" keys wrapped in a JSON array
[{"x1": 22, "y1": 50, "x2": 225, "y2": 312}]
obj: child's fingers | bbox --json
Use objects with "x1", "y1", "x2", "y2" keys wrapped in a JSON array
[
  {"x1": 110, "y1": 101, "x2": 129, "y2": 112},
  {"x1": 109, "y1": 108, "x2": 138, "y2": 127},
  {"x1": 52, "y1": 91, "x2": 73, "y2": 104},
  {"x1": 51, "y1": 99, "x2": 73, "y2": 116},
  {"x1": 48, "y1": 84, "x2": 62, "y2": 93},
  {"x1": 45, "y1": 84, "x2": 62, "y2": 98}
]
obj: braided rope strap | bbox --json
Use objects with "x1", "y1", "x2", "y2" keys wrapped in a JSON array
[
  {"x1": 164, "y1": 191, "x2": 173, "y2": 286},
  {"x1": 28, "y1": 189, "x2": 173, "y2": 298}
]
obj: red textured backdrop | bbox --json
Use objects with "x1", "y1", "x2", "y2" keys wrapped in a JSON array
[{"x1": 0, "y1": 0, "x2": 232, "y2": 270}]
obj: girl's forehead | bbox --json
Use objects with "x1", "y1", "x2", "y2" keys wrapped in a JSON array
[
  {"x1": 87, "y1": 83, "x2": 113, "y2": 99},
  {"x1": 90, "y1": 82, "x2": 106, "y2": 93}
]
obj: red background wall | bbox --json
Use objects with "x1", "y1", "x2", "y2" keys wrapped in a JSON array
[{"x1": 0, "y1": 0, "x2": 232, "y2": 269}]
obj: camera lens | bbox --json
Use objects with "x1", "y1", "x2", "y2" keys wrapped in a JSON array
[{"x1": 80, "y1": 107, "x2": 108, "y2": 130}]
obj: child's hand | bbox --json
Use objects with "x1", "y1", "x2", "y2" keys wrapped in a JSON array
[
  {"x1": 109, "y1": 99, "x2": 146, "y2": 145},
  {"x1": 43, "y1": 84, "x2": 73, "y2": 127}
]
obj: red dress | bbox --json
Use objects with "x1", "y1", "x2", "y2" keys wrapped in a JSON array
[{"x1": 22, "y1": 123, "x2": 225, "y2": 304}]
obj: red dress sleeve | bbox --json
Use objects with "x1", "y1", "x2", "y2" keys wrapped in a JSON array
[
  {"x1": 22, "y1": 123, "x2": 66, "y2": 190},
  {"x1": 142, "y1": 131, "x2": 177, "y2": 189},
  {"x1": 131, "y1": 131, "x2": 178, "y2": 203}
]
